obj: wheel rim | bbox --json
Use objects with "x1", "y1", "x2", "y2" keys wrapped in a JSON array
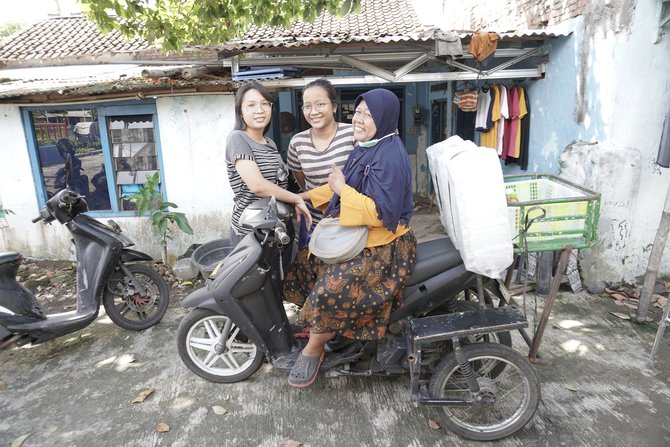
[
  {"x1": 438, "y1": 354, "x2": 532, "y2": 433},
  {"x1": 185, "y1": 315, "x2": 258, "y2": 377},
  {"x1": 108, "y1": 273, "x2": 160, "y2": 322}
]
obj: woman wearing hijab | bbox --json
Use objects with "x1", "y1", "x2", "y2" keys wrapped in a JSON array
[{"x1": 282, "y1": 88, "x2": 417, "y2": 388}]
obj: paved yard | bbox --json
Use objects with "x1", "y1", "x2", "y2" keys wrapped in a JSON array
[{"x1": 1, "y1": 210, "x2": 669, "y2": 446}]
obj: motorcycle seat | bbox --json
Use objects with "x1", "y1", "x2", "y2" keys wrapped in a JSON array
[
  {"x1": 0, "y1": 252, "x2": 21, "y2": 266},
  {"x1": 407, "y1": 237, "x2": 463, "y2": 286}
]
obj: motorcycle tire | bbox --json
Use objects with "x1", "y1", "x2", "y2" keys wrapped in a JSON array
[
  {"x1": 177, "y1": 308, "x2": 264, "y2": 383},
  {"x1": 429, "y1": 342, "x2": 541, "y2": 441},
  {"x1": 102, "y1": 264, "x2": 169, "y2": 331}
]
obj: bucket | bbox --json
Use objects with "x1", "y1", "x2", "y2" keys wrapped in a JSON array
[{"x1": 191, "y1": 238, "x2": 235, "y2": 278}]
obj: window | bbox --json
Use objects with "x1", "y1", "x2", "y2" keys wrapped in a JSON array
[{"x1": 23, "y1": 103, "x2": 163, "y2": 215}]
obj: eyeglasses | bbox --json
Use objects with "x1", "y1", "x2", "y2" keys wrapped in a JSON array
[
  {"x1": 353, "y1": 109, "x2": 373, "y2": 121},
  {"x1": 243, "y1": 101, "x2": 272, "y2": 113},
  {"x1": 301, "y1": 102, "x2": 332, "y2": 113}
]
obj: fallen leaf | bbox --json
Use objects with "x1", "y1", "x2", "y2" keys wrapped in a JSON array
[
  {"x1": 646, "y1": 316, "x2": 654, "y2": 322},
  {"x1": 605, "y1": 287, "x2": 616, "y2": 294},
  {"x1": 611, "y1": 293, "x2": 627, "y2": 301},
  {"x1": 282, "y1": 440, "x2": 302, "y2": 447},
  {"x1": 428, "y1": 418, "x2": 441, "y2": 430},
  {"x1": 212, "y1": 405, "x2": 227, "y2": 415},
  {"x1": 10, "y1": 434, "x2": 31, "y2": 447},
  {"x1": 564, "y1": 383, "x2": 579, "y2": 392},
  {"x1": 224, "y1": 395, "x2": 232, "y2": 403},
  {"x1": 658, "y1": 296, "x2": 668, "y2": 307},
  {"x1": 132, "y1": 388, "x2": 155, "y2": 404},
  {"x1": 156, "y1": 422, "x2": 170, "y2": 433},
  {"x1": 610, "y1": 312, "x2": 631, "y2": 320},
  {"x1": 0, "y1": 379, "x2": 5, "y2": 391},
  {"x1": 622, "y1": 302, "x2": 637, "y2": 310},
  {"x1": 613, "y1": 300, "x2": 625, "y2": 306},
  {"x1": 181, "y1": 281, "x2": 193, "y2": 286}
]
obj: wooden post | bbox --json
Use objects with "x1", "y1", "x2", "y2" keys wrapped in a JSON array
[
  {"x1": 528, "y1": 246, "x2": 572, "y2": 363},
  {"x1": 636, "y1": 183, "x2": 670, "y2": 322}
]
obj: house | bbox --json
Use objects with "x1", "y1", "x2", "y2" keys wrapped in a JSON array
[{"x1": 1, "y1": 0, "x2": 668, "y2": 290}]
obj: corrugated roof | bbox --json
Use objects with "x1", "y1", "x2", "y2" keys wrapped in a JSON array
[
  {"x1": 220, "y1": 0, "x2": 435, "y2": 51},
  {"x1": 0, "y1": 65, "x2": 233, "y2": 99}
]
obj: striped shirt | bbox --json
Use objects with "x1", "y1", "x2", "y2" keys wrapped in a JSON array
[
  {"x1": 226, "y1": 130, "x2": 288, "y2": 235},
  {"x1": 287, "y1": 123, "x2": 355, "y2": 222}
]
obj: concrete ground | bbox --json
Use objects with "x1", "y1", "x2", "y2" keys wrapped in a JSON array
[{"x1": 1, "y1": 210, "x2": 670, "y2": 446}]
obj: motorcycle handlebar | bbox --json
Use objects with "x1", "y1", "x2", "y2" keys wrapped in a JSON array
[
  {"x1": 31, "y1": 216, "x2": 42, "y2": 223},
  {"x1": 274, "y1": 226, "x2": 290, "y2": 245}
]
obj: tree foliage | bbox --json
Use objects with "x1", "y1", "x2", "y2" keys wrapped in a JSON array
[
  {"x1": 81, "y1": 0, "x2": 361, "y2": 53},
  {"x1": 0, "y1": 23, "x2": 23, "y2": 41}
]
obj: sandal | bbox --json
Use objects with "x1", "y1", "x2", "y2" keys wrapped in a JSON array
[{"x1": 288, "y1": 350, "x2": 325, "y2": 388}]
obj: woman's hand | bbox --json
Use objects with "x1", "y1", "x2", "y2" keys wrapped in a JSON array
[
  {"x1": 295, "y1": 199, "x2": 313, "y2": 229},
  {"x1": 328, "y1": 163, "x2": 346, "y2": 195}
]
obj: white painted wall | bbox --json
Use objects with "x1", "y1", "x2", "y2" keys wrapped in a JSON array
[
  {"x1": 524, "y1": 1, "x2": 670, "y2": 285},
  {"x1": 0, "y1": 94, "x2": 237, "y2": 262}
]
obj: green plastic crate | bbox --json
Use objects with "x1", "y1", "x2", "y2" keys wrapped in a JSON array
[{"x1": 504, "y1": 174, "x2": 601, "y2": 253}]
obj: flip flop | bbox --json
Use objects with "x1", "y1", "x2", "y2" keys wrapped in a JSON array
[{"x1": 288, "y1": 350, "x2": 325, "y2": 388}]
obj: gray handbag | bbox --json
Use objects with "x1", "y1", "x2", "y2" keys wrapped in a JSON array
[{"x1": 308, "y1": 218, "x2": 369, "y2": 264}]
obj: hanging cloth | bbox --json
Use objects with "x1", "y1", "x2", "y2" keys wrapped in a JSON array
[{"x1": 467, "y1": 32, "x2": 500, "y2": 62}]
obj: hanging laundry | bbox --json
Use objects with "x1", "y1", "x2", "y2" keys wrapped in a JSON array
[
  {"x1": 467, "y1": 32, "x2": 500, "y2": 62},
  {"x1": 505, "y1": 86, "x2": 530, "y2": 170},
  {"x1": 513, "y1": 87, "x2": 528, "y2": 158},
  {"x1": 458, "y1": 90, "x2": 478, "y2": 112},
  {"x1": 496, "y1": 85, "x2": 509, "y2": 155},
  {"x1": 475, "y1": 86, "x2": 492, "y2": 131},
  {"x1": 502, "y1": 87, "x2": 520, "y2": 160},
  {"x1": 480, "y1": 85, "x2": 501, "y2": 149}
]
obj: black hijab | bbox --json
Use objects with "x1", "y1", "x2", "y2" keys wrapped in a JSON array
[{"x1": 324, "y1": 88, "x2": 413, "y2": 232}]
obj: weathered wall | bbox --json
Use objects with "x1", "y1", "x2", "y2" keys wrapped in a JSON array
[
  {"x1": 419, "y1": 0, "x2": 670, "y2": 285},
  {"x1": 414, "y1": 0, "x2": 587, "y2": 30},
  {"x1": 0, "y1": 94, "x2": 237, "y2": 262}
]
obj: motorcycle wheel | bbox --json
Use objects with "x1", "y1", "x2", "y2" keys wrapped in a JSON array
[
  {"x1": 102, "y1": 264, "x2": 169, "y2": 331},
  {"x1": 429, "y1": 342, "x2": 540, "y2": 441},
  {"x1": 177, "y1": 308, "x2": 264, "y2": 383}
]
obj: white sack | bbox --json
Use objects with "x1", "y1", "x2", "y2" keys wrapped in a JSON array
[{"x1": 426, "y1": 136, "x2": 513, "y2": 279}]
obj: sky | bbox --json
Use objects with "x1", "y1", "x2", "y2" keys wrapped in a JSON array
[{"x1": 0, "y1": 0, "x2": 81, "y2": 25}]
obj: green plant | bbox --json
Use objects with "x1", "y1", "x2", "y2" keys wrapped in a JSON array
[{"x1": 128, "y1": 172, "x2": 193, "y2": 264}]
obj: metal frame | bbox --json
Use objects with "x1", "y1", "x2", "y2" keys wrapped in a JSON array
[{"x1": 227, "y1": 42, "x2": 548, "y2": 87}]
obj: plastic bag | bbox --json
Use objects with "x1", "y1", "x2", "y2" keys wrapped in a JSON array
[{"x1": 426, "y1": 136, "x2": 513, "y2": 279}]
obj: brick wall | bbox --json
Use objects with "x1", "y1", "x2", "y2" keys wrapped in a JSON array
[{"x1": 444, "y1": 0, "x2": 587, "y2": 30}]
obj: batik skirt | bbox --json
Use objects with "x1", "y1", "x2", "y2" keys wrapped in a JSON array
[{"x1": 281, "y1": 231, "x2": 417, "y2": 340}]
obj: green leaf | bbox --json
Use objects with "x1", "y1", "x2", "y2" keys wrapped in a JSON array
[
  {"x1": 157, "y1": 218, "x2": 168, "y2": 239},
  {"x1": 80, "y1": 0, "x2": 362, "y2": 52},
  {"x1": 172, "y1": 214, "x2": 194, "y2": 235},
  {"x1": 160, "y1": 201, "x2": 178, "y2": 209}
]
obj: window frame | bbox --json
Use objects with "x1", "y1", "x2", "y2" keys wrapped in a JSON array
[{"x1": 22, "y1": 101, "x2": 167, "y2": 218}]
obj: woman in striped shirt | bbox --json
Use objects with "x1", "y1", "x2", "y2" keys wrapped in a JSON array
[
  {"x1": 226, "y1": 81, "x2": 311, "y2": 245},
  {"x1": 287, "y1": 79, "x2": 356, "y2": 225}
]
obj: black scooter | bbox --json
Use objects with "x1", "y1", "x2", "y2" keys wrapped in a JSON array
[
  {"x1": 177, "y1": 198, "x2": 540, "y2": 441},
  {"x1": 0, "y1": 189, "x2": 169, "y2": 351}
]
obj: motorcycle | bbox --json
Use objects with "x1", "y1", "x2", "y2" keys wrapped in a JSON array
[
  {"x1": 0, "y1": 188, "x2": 169, "y2": 351},
  {"x1": 176, "y1": 198, "x2": 540, "y2": 441}
]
